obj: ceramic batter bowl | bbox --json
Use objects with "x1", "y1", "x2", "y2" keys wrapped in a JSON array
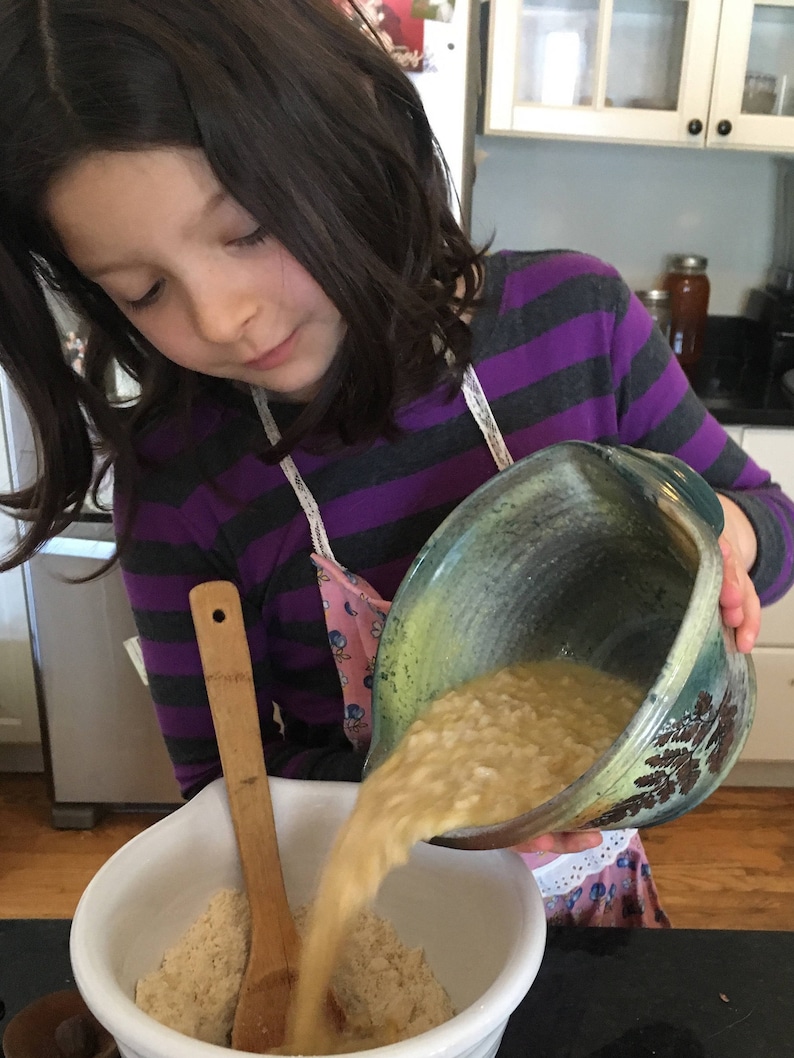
[{"x1": 365, "y1": 441, "x2": 756, "y2": 850}]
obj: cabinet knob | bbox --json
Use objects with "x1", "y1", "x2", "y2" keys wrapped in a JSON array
[
  {"x1": 687, "y1": 118, "x2": 703, "y2": 135},
  {"x1": 716, "y1": 119, "x2": 733, "y2": 136}
]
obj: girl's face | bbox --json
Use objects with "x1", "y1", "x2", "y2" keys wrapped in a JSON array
[{"x1": 46, "y1": 148, "x2": 347, "y2": 402}]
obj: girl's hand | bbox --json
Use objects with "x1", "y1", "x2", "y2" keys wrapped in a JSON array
[
  {"x1": 511, "y1": 830, "x2": 603, "y2": 855},
  {"x1": 717, "y1": 495, "x2": 761, "y2": 654}
]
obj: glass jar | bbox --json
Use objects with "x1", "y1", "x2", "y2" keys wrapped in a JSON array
[
  {"x1": 635, "y1": 289, "x2": 672, "y2": 343},
  {"x1": 662, "y1": 254, "x2": 710, "y2": 382}
]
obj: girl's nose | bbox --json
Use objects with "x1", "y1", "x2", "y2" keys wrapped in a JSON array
[{"x1": 191, "y1": 280, "x2": 259, "y2": 346}]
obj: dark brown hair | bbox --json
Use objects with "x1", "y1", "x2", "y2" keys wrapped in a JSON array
[{"x1": 0, "y1": 0, "x2": 485, "y2": 570}]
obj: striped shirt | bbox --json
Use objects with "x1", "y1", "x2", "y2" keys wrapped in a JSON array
[{"x1": 116, "y1": 251, "x2": 794, "y2": 797}]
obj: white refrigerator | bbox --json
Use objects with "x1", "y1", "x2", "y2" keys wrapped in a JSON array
[
  {"x1": 0, "y1": 0, "x2": 483, "y2": 821},
  {"x1": 406, "y1": 0, "x2": 481, "y2": 227}
]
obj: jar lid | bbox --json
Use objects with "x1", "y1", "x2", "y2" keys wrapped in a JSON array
[
  {"x1": 635, "y1": 289, "x2": 671, "y2": 304},
  {"x1": 668, "y1": 253, "x2": 708, "y2": 272}
]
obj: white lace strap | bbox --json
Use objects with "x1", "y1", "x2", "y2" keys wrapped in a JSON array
[
  {"x1": 249, "y1": 386, "x2": 338, "y2": 563},
  {"x1": 459, "y1": 364, "x2": 514, "y2": 471}
]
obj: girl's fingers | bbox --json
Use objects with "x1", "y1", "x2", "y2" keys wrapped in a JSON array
[
  {"x1": 513, "y1": 830, "x2": 603, "y2": 855},
  {"x1": 718, "y1": 534, "x2": 761, "y2": 654}
]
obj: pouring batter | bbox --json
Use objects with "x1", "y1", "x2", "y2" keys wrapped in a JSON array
[{"x1": 2, "y1": 0, "x2": 792, "y2": 932}]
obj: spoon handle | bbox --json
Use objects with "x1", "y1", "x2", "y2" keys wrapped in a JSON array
[{"x1": 189, "y1": 580, "x2": 300, "y2": 1048}]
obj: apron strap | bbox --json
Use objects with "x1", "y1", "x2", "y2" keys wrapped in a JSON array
[
  {"x1": 250, "y1": 386, "x2": 338, "y2": 563},
  {"x1": 459, "y1": 364, "x2": 514, "y2": 472}
]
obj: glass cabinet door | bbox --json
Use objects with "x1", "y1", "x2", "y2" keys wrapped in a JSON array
[
  {"x1": 516, "y1": 0, "x2": 600, "y2": 108},
  {"x1": 515, "y1": 0, "x2": 688, "y2": 110},
  {"x1": 742, "y1": 4, "x2": 794, "y2": 117},
  {"x1": 605, "y1": 0, "x2": 688, "y2": 112},
  {"x1": 486, "y1": 0, "x2": 721, "y2": 145},
  {"x1": 709, "y1": 0, "x2": 794, "y2": 150}
]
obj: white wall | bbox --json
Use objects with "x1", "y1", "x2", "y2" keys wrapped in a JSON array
[{"x1": 470, "y1": 136, "x2": 780, "y2": 315}]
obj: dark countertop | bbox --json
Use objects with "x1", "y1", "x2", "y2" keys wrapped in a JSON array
[
  {"x1": 703, "y1": 398, "x2": 794, "y2": 428},
  {"x1": 3, "y1": 921, "x2": 794, "y2": 1058},
  {"x1": 693, "y1": 315, "x2": 794, "y2": 428}
]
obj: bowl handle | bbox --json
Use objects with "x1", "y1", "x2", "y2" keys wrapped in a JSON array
[{"x1": 607, "y1": 446, "x2": 725, "y2": 537}]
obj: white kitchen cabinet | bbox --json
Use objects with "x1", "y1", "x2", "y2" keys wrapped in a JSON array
[
  {"x1": 732, "y1": 426, "x2": 794, "y2": 774},
  {"x1": 738, "y1": 647, "x2": 794, "y2": 762},
  {"x1": 485, "y1": 0, "x2": 794, "y2": 153},
  {"x1": 741, "y1": 426, "x2": 794, "y2": 649}
]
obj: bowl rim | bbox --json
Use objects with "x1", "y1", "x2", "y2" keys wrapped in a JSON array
[{"x1": 70, "y1": 777, "x2": 547, "y2": 1058}]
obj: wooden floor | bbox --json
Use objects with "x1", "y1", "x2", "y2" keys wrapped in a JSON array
[{"x1": 2, "y1": 772, "x2": 793, "y2": 929}]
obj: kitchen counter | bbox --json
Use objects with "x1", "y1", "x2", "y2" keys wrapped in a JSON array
[
  {"x1": 703, "y1": 397, "x2": 794, "y2": 428},
  {"x1": 693, "y1": 316, "x2": 794, "y2": 428},
  {"x1": 2, "y1": 921, "x2": 794, "y2": 1057}
]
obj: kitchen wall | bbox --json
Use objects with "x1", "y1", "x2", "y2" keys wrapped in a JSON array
[{"x1": 470, "y1": 136, "x2": 780, "y2": 316}]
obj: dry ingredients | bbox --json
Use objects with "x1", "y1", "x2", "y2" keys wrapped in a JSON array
[{"x1": 135, "y1": 890, "x2": 454, "y2": 1049}]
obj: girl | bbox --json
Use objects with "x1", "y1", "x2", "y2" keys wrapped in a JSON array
[{"x1": 1, "y1": 0, "x2": 792, "y2": 928}]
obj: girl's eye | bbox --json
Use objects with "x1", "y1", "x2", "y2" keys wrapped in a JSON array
[
  {"x1": 232, "y1": 225, "x2": 269, "y2": 248},
  {"x1": 126, "y1": 280, "x2": 164, "y2": 313}
]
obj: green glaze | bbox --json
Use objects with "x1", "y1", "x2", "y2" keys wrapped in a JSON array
[{"x1": 364, "y1": 442, "x2": 756, "y2": 850}]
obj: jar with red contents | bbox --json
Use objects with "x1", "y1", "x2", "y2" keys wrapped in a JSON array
[{"x1": 662, "y1": 254, "x2": 710, "y2": 383}]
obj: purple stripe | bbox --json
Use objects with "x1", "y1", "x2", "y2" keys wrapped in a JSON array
[
  {"x1": 143, "y1": 639, "x2": 202, "y2": 676},
  {"x1": 273, "y1": 552, "x2": 413, "y2": 608},
  {"x1": 760, "y1": 493, "x2": 794, "y2": 605},
  {"x1": 122, "y1": 570, "x2": 211, "y2": 608},
  {"x1": 270, "y1": 578, "x2": 325, "y2": 612},
  {"x1": 237, "y1": 447, "x2": 498, "y2": 576},
  {"x1": 506, "y1": 395, "x2": 617, "y2": 453},
  {"x1": 237, "y1": 518, "x2": 311, "y2": 591},
  {"x1": 612, "y1": 294, "x2": 654, "y2": 387},
  {"x1": 500, "y1": 253, "x2": 619, "y2": 313},
  {"x1": 731, "y1": 454, "x2": 771, "y2": 489},
  {"x1": 270, "y1": 684, "x2": 342, "y2": 721},
  {"x1": 136, "y1": 400, "x2": 226, "y2": 461},
  {"x1": 128, "y1": 500, "x2": 202, "y2": 544},
  {"x1": 270, "y1": 640, "x2": 330, "y2": 671},
  {"x1": 154, "y1": 697, "x2": 281, "y2": 740},
  {"x1": 395, "y1": 386, "x2": 468, "y2": 430},
  {"x1": 139, "y1": 618, "x2": 268, "y2": 674},
  {"x1": 321, "y1": 448, "x2": 496, "y2": 540},
  {"x1": 674, "y1": 416, "x2": 737, "y2": 475},
  {"x1": 618, "y1": 358, "x2": 689, "y2": 445},
  {"x1": 477, "y1": 312, "x2": 616, "y2": 398},
  {"x1": 154, "y1": 702, "x2": 217, "y2": 740}
]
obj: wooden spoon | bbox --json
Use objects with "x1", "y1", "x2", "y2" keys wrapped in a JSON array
[{"x1": 189, "y1": 580, "x2": 304, "y2": 1053}]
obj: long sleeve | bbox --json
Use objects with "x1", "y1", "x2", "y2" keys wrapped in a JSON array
[{"x1": 610, "y1": 283, "x2": 794, "y2": 605}]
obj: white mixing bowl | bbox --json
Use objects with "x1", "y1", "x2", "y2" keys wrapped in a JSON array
[{"x1": 71, "y1": 777, "x2": 546, "y2": 1058}]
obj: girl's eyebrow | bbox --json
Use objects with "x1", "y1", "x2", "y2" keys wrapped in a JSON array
[{"x1": 82, "y1": 189, "x2": 231, "y2": 279}]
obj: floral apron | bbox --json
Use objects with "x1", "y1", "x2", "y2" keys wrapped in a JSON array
[{"x1": 251, "y1": 379, "x2": 670, "y2": 928}]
